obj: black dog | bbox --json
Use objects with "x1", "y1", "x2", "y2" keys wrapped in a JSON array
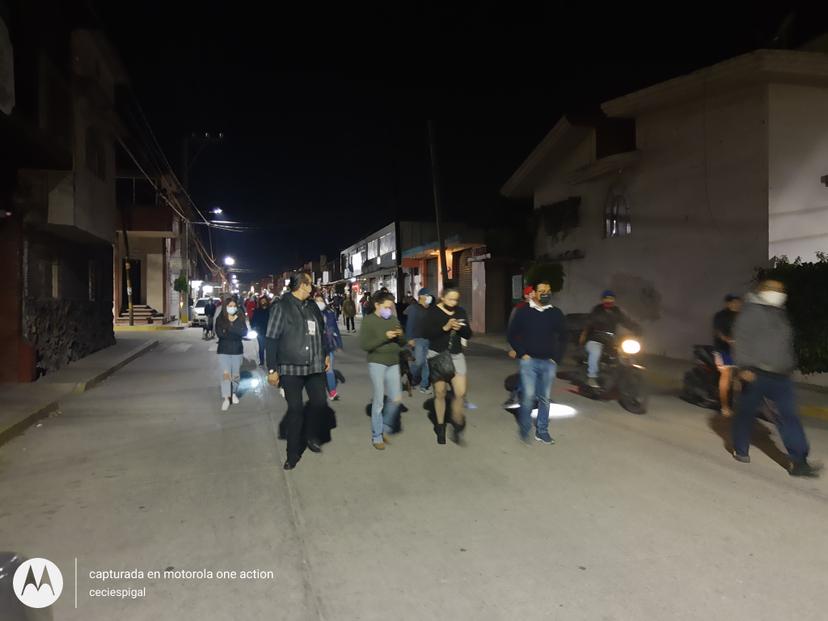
[
  {"x1": 398, "y1": 349, "x2": 415, "y2": 396},
  {"x1": 364, "y1": 398, "x2": 407, "y2": 434},
  {"x1": 278, "y1": 402, "x2": 338, "y2": 456}
]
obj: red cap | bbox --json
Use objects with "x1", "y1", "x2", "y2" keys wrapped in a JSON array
[{"x1": 523, "y1": 285, "x2": 534, "y2": 296}]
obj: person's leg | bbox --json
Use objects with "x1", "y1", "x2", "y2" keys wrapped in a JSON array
[
  {"x1": 257, "y1": 335, "x2": 266, "y2": 366},
  {"x1": 416, "y1": 340, "x2": 431, "y2": 389},
  {"x1": 718, "y1": 363, "x2": 733, "y2": 416},
  {"x1": 534, "y1": 359, "x2": 556, "y2": 438},
  {"x1": 449, "y1": 373, "x2": 467, "y2": 426},
  {"x1": 382, "y1": 364, "x2": 403, "y2": 434},
  {"x1": 368, "y1": 363, "x2": 387, "y2": 443},
  {"x1": 326, "y1": 351, "x2": 337, "y2": 394},
  {"x1": 517, "y1": 357, "x2": 536, "y2": 440},
  {"x1": 586, "y1": 341, "x2": 602, "y2": 379},
  {"x1": 281, "y1": 375, "x2": 305, "y2": 464},
  {"x1": 733, "y1": 373, "x2": 765, "y2": 458},
  {"x1": 231, "y1": 354, "x2": 242, "y2": 398},
  {"x1": 433, "y1": 380, "x2": 448, "y2": 424},
  {"x1": 218, "y1": 355, "x2": 232, "y2": 399},
  {"x1": 304, "y1": 373, "x2": 328, "y2": 445},
  {"x1": 767, "y1": 376, "x2": 810, "y2": 465}
]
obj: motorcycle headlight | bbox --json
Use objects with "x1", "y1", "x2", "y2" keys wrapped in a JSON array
[{"x1": 621, "y1": 339, "x2": 641, "y2": 354}]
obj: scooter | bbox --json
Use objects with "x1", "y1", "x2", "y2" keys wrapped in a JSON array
[{"x1": 571, "y1": 330, "x2": 648, "y2": 414}]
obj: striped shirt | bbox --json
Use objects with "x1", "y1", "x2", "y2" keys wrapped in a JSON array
[{"x1": 266, "y1": 295, "x2": 327, "y2": 376}]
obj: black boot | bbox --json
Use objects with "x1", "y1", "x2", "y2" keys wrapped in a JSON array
[
  {"x1": 435, "y1": 423, "x2": 447, "y2": 445},
  {"x1": 450, "y1": 420, "x2": 466, "y2": 445}
]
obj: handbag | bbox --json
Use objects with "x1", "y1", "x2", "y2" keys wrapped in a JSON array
[{"x1": 427, "y1": 331, "x2": 456, "y2": 383}]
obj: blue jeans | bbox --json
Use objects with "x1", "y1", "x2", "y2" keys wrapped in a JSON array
[
  {"x1": 368, "y1": 363, "x2": 402, "y2": 442},
  {"x1": 412, "y1": 338, "x2": 430, "y2": 389},
  {"x1": 518, "y1": 357, "x2": 556, "y2": 438},
  {"x1": 586, "y1": 341, "x2": 603, "y2": 378},
  {"x1": 326, "y1": 351, "x2": 337, "y2": 393},
  {"x1": 256, "y1": 334, "x2": 266, "y2": 366},
  {"x1": 218, "y1": 354, "x2": 243, "y2": 399},
  {"x1": 733, "y1": 372, "x2": 809, "y2": 463}
]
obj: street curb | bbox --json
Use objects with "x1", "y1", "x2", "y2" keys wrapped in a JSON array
[
  {"x1": 0, "y1": 339, "x2": 159, "y2": 447},
  {"x1": 71, "y1": 339, "x2": 160, "y2": 394},
  {"x1": 115, "y1": 325, "x2": 185, "y2": 332}
]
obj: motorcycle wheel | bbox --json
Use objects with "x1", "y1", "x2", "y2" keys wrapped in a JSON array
[
  {"x1": 619, "y1": 394, "x2": 647, "y2": 414},
  {"x1": 618, "y1": 370, "x2": 648, "y2": 414}
]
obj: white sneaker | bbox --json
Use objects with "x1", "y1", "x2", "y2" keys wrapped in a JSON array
[
  {"x1": 231, "y1": 394, "x2": 239, "y2": 405},
  {"x1": 221, "y1": 398, "x2": 230, "y2": 411},
  {"x1": 587, "y1": 378, "x2": 600, "y2": 389}
]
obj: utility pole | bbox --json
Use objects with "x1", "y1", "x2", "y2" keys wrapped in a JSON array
[{"x1": 428, "y1": 120, "x2": 449, "y2": 286}]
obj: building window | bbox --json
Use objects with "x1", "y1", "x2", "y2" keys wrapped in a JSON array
[
  {"x1": 351, "y1": 251, "x2": 363, "y2": 274},
  {"x1": 604, "y1": 193, "x2": 631, "y2": 238},
  {"x1": 367, "y1": 239, "x2": 378, "y2": 260},
  {"x1": 88, "y1": 260, "x2": 96, "y2": 301},
  {"x1": 86, "y1": 127, "x2": 107, "y2": 180},
  {"x1": 379, "y1": 232, "x2": 395, "y2": 256}
]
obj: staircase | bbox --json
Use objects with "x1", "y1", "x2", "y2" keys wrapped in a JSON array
[{"x1": 116, "y1": 305, "x2": 166, "y2": 325}]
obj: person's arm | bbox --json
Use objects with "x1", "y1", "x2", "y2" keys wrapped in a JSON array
[
  {"x1": 618, "y1": 308, "x2": 639, "y2": 332},
  {"x1": 359, "y1": 316, "x2": 389, "y2": 353},
  {"x1": 732, "y1": 307, "x2": 761, "y2": 373},
  {"x1": 556, "y1": 310, "x2": 568, "y2": 363},
  {"x1": 507, "y1": 307, "x2": 522, "y2": 354},
  {"x1": 229, "y1": 316, "x2": 248, "y2": 338},
  {"x1": 215, "y1": 316, "x2": 230, "y2": 339},
  {"x1": 456, "y1": 310, "x2": 472, "y2": 340},
  {"x1": 508, "y1": 309, "x2": 527, "y2": 358},
  {"x1": 421, "y1": 308, "x2": 448, "y2": 341},
  {"x1": 265, "y1": 303, "x2": 284, "y2": 372}
]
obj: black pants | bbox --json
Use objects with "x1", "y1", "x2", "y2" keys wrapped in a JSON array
[
  {"x1": 281, "y1": 373, "x2": 327, "y2": 463},
  {"x1": 345, "y1": 316, "x2": 355, "y2": 331}
]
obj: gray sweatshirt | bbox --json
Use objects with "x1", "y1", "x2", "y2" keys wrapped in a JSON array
[{"x1": 732, "y1": 295, "x2": 796, "y2": 375}]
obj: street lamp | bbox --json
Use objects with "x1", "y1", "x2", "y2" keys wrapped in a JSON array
[
  {"x1": 212, "y1": 207, "x2": 223, "y2": 215},
  {"x1": 224, "y1": 256, "x2": 235, "y2": 267}
]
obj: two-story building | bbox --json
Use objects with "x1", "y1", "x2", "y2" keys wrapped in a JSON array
[{"x1": 503, "y1": 49, "x2": 828, "y2": 359}]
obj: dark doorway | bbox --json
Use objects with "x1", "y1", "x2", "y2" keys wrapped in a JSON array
[{"x1": 426, "y1": 258, "x2": 438, "y2": 291}]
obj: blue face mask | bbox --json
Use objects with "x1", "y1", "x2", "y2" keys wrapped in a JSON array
[
  {"x1": 379, "y1": 307, "x2": 393, "y2": 320},
  {"x1": 227, "y1": 306, "x2": 238, "y2": 315}
]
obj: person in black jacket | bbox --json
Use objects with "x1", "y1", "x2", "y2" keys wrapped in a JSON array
[
  {"x1": 579, "y1": 290, "x2": 638, "y2": 388},
  {"x1": 215, "y1": 296, "x2": 248, "y2": 411},
  {"x1": 251, "y1": 296, "x2": 271, "y2": 367},
  {"x1": 266, "y1": 272, "x2": 331, "y2": 470},
  {"x1": 507, "y1": 280, "x2": 567, "y2": 444},
  {"x1": 204, "y1": 297, "x2": 217, "y2": 339},
  {"x1": 422, "y1": 284, "x2": 472, "y2": 445}
]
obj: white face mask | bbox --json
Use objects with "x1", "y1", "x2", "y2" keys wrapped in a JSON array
[
  {"x1": 227, "y1": 306, "x2": 238, "y2": 315},
  {"x1": 758, "y1": 290, "x2": 787, "y2": 307},
  {"x1": 316, "y1": 301, "x2": 326, "y2": 311}
]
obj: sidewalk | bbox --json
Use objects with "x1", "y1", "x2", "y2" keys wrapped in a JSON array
[
  {"x1": 472, "y1": 332, "x2": 828, "y2": 421},
  {"x1": 0, "y1": 335, "x2": 158, "y2": 445}
]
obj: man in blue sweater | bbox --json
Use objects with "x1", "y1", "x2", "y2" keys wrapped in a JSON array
[{"x1": 507, "y1": 280, "x2": 567, "y2": 444}]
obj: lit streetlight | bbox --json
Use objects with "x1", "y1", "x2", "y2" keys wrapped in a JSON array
[
  {"x1": 224, "y1": 256, "x2": 235, "y2": 267},
  {"x1": 212, "y1": 207, "x2": 223, "y2": 215}
]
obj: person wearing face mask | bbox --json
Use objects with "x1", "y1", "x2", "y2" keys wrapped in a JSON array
[
  {"x1": 507, "y1": 280, "x2": 567, "y2": 444},
  {"x1": 359, "y1": 291, "x2": 406, "y2": 449},
  {"x1": 251, "y1": 296, "x2": 271, "y2": 367},
  {"x1": 266, "y1": 272, "x2": 332, "y2": 470},
  {"x1": 579, "y1": 290, "x2": 638, "y2": 389},
  {"x1": 215, "y1": 296, "x2": 248, "y2": 411},
  {"x1": 422, "y1": 284, "x2": 473, "y2": 445},
  {"x1": 404, "y1": 288, "x2": 433, "y2": 394},
  {"x1": 732, "y1": 279, "x2": 821, "y2": 477},
  {"x1": 315, "y1": 293, "x2": 343, "y2": 400}
]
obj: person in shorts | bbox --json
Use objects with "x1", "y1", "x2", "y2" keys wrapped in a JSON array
[{"x1": 712, "y1": 294, "x2": 742, "y2": 417}]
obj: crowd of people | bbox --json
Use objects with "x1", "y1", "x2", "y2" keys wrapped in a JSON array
[{"x1": 207, "y1": 271, "x2": 820, "y2": 478}]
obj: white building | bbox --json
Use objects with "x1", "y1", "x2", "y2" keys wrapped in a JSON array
[{"x1": 503, "y1": 50, "x2": 828, "y2": 359}]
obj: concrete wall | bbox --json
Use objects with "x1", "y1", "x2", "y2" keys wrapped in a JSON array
[
  {"x1": 536, "y1": 85, "x2": 769, "y2": 358},
  {"x1": 768, "y1": 83, "x2": 828, "y2": 261},
  {"x1": 146, "y1": 251, "x2": 164, "y2": 313}
]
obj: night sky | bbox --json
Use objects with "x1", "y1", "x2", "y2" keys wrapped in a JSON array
[{"x1": 96, "y1": 2, "x2": 828, "y2": 279}]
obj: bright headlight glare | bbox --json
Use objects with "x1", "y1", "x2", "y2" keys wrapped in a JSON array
[
  {"x1": 621, "y1": 339, "x2": 641, "y2": 354},
  {"x1": 247, "y1": 330, "x2": 258, "y2": 339}
]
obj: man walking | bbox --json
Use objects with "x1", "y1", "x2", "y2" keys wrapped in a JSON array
[
  {"x1": 732, "y1": 279, "x2": 821, "y2": 477},
  {"x1": 266, "y1": 272, "x2": 331, "y2": 470},
  {"x1": 204, "y1": 297, "x2": 217, "y2": 339},
  {"x1": 343, "y1": 293, "x2": 357, "y2": 333},
  {"x1": 507, "y1": 280, "x2": 567, "y2": 444},
  {"x1": 405, "y1": 288, "x2": 432, "y2": 393}
]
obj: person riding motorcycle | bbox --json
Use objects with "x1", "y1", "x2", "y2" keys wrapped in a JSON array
[{"x1": 579, "y1": 290, "x2": 638, "y2": 388}]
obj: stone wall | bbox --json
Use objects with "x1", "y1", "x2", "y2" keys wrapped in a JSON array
[{"x1": 23, "y1": 298, "x2": 115, "y2": 375}]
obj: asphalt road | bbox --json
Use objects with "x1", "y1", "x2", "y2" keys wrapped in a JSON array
[{"x1": 1, "y1": 328, "x2": 826, "y2": 621}]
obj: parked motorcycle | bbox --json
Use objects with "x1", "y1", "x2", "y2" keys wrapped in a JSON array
[
  {"x1": 570, "y1": 330, "x2": 648, "y2": 414},
  {"x1": 679, "y1": 345, "x2": 721, "y2": 409}
]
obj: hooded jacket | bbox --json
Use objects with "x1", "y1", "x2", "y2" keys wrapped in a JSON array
[{"x1": 733, "y1": 293, "x2": 796, "y2": 375}]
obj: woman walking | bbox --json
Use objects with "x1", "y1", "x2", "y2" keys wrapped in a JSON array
[
  {"x1": 251, "y1": 296, "x2": 271, "y2": 367},
  {"x1": 343, "y1": 294, "x2": 357, "y2": 333},
  {"x1": 215, "y1": 296, "x2": 248, "y2": 411},
  {"x1": 359, "y1": 291, "x2": 405, "y2": 450},
  {"x1": 422, "y1": 284, "x2": 472, "y2": 444},
  {"x1": 315, "y1": 292, "x2": 343, "y2": 400}
]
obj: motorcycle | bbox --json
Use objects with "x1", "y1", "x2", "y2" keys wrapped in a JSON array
[
  {"x1": 570, "y1": 330, "x2": 648, "y2": 414},
  {"x1": 679, "y1": 345, "x2": 721, "y2": 409}
]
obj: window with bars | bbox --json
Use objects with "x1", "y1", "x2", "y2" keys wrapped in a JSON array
[
  {"x1": 367, "y1": 239, "x2": 378, "y2": 260},
  {"x1": 604, "y1": 193, "x2": 631, "y2": 238}
]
